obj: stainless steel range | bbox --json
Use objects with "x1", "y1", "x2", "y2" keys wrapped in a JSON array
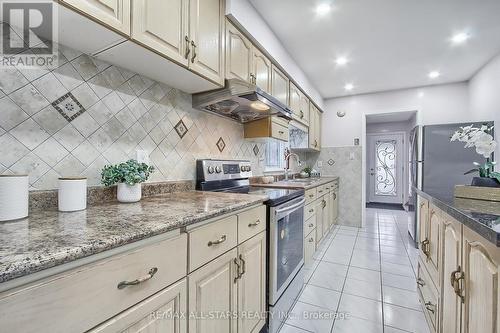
[{"x1": 196, "y1": 159, "x2": 305, "y2": 332}]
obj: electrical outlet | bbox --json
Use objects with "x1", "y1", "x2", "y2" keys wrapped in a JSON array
[
  {"x1": 136, "y1": 150, "x2": 149, "y2": 164},
  {"x1": 317, "y1": 160, "x2": 323, "y2": 168},
  {"x1": 349, "y1": 152, "x2": 355, "y2": 160}
]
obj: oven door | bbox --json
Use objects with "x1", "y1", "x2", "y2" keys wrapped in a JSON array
[{"x1": 269, "y1": 196, "x2": 305, "y2": 305}]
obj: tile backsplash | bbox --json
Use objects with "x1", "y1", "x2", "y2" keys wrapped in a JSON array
[{"x1": 0, "y1": 26, "x2": 266, "y2": 190}]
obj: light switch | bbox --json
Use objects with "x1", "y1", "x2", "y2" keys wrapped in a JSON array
[
  {"x1": 136, "y1": 150, "x2": 149, "y2": 164},
  {"x1": 317, "y1": 160, "x2": 323, "y2": 168}
]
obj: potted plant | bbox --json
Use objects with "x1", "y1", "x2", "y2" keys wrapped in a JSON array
[
  {"x1": 301, "y1": 166, "x2": 312, "y2": 178},
  {"x1": 101, "y1": 159, "x2": 155, "y2": 202},
  {"x1": 451, "y1": 124, "x2": 500, "y2": 187}
]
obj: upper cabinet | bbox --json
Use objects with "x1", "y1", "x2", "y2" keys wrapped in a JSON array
[
  {"x1": 189, "y1": 0, "x2": 225, "y2": 85},
  {"x1": 226, "y1": 21, "x2": 253, "y2": 82},
  {"x1": 308, "y1": 104, "x2": 321, "y2": 150},
  {"x1": 289, "y1": 82, "x2": 309, "y2": 125},
  {"x1": 252, "y1": 48, "x2": 272, "y2": 93},
  {"x1": 271, "y1": 65, "x2": 289, "y2": 107},
  {"x1": 132, "y1": 0, "x2": 189, "y2": 65},
  {"x1": 61, "y1": 0, "x2": 131, "y2": 34}
]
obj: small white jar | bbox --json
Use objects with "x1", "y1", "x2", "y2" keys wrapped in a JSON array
[
  {"x1": 58, "y1": 177, "x2": 87, "y2": 212},
  {"x1": 117, "y1": 183, "x2": 142, "y2": 203},
  {"x1": 0, "y1": 175, "x2": 29, "y2": 221}
]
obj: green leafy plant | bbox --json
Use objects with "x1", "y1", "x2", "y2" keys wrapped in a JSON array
[
  {"x1": 101, "y1": 159, "x2": 154, "y2": 187},
  {"x1": 302, "y1": 166, "x2": 312, "y2": 177}
]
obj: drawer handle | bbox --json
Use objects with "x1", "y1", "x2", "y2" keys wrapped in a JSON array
[
  {"x1": 248, "y1": 219, "x2": 261, "y2": 227},
  {"x1": 309, "y1": 223, "x2": 314, "y2": 227},
  {"x1": 424, "y1": 301, "x2": 435, "y2": 314},
  {"x1": 309, "y1": 194, "x2": 314, "y2": 198},
  {"x1": 417, "y1": 278, "x2": 425, "y2": 287},
  {"x1": 300, "y1": 110, "x2": 304, "y2": 119},
  {"x1": 234, "y1": 258, "x2": 241, "y2": 283},
  {"x1": 278, "y1": 130, "x2": 285, "y2": 134},
  {"x1": 117, "y1": 267, "x2": 158, "y2": 290},
  {"x1": 208, "y1": 234, "x2": 227, "y2": 247},
  {"x1": 333, "y1": 193, "x2": 337, "y2": 200},
  {"x1": 309, "y1": 209, "x2": 314, "y2": 213},
  {"x1": 318, "y1": 190, "x2": 323, "y2": 193},
  {"x1": 309, "y1": 238, "x2": 314, "y2": 242}
]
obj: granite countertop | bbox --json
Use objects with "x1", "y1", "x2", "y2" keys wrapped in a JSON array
[
  {"x1": 252, "y1": 177, "x2": 339, "y2": 190},
  {"x1": 0, "y1": 191, "x2": 267, "y2": 284},
  {"x1": 416, "y1": 188, "x2": 500, "y2": 246}
]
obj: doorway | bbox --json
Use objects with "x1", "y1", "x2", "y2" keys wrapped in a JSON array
[{"x1": 367, "y1": 133, "x2": 405, "y2": 204}]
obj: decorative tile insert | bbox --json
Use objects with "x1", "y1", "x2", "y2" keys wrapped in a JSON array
[
  {"x1": 52, "y1": 92, "x2": 86, "y2": 122},
  {"x1": 328, "y1": 159, "x2": 335, "y2": 166},
  {"x1": 253, "y1": 144, "x2": 259, "y2": 156},
  {"x1": 216, "y1": 137, "x2": 226, "y2": 152},
  {"x1": 174, "y1": 119, "x2": 188, "y2": 138}
]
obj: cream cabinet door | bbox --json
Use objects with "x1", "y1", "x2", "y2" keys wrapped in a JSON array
[
  {"x1": 252, "y1": 48, "x2": 272, "y2": 93},
  {"x1": 189, "y1": 248, "x2": 238, "y2": 333},
  {"x1": 315, "y1": 198, "x2": 324, "y2": 244},
  {"x1": 289, "y1": 82, "x2": 302, "y2": 120},
  {"x1": 226, "y1": 21, "x2": 252, "y2": 82},
  {"x1": 441, "y1": 215, "x2": 462, "y2": 333},
  {"x1": 188, "y1": 0, "x2": 225, "y2": 85},
  {"x1": 271, "y1": 65, "x2": 289, "y2": 106},
  {"x1": 427, "y1": 205, "x2": 441, "y2": 286},
  {"x1": 315, "y1": 107, "x2": 322, "y2": 149},
  {"x1": 90, "y1": 279, "x2": 187, "y2": 333},
  {"x1": 304, "y1": 231, "x2": 316, "y2": 266},
  {"x1": 62, "y1": 0, "x2": 131, "y2": 34},
  {"x1": 299, "y1": 93, "x2": 310, "y2": 125},
  {"x1": 132, "y1": 0, "x2": 188, "y2": 65},
  {"x1": 308, "y1": 105, "x2": 321, "y2": 150},
  {"x1": 332, "y1": 189, "x2": 338, "y2": 223},
  {"x1": 418, "y1": 196, "x2": 430, "y2": 256},
  {"x1": 462, "y1": 226, "x2": 500, "y2": 333},
  {"x1": 237, "y1": 232, "x2": 266, "y2": 333},
  {"x1": 322, "y1": 196, "x2": 330, "y2": 233}
]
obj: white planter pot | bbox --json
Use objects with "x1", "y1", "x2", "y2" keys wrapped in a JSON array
[{"x1": 117, "y1": 183, "x2": 142, "y2": 203}]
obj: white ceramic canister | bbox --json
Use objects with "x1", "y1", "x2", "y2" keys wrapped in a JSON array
[
  {"x1": 58, "y1": 177, "x2": 87, "y2": 212},
  {"x1": 0, "y1": 175, "x2": 29, "y2": 221},
  {"x1": 117, "y1": 183, "x2": 142, "y2": 203}
]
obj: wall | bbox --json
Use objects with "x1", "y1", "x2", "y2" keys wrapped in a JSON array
[
  {"x1": 226, "y1": 0, "x2": 324, "y2": 108},
  {"x1": 0, "y1": 25, "x2": 266, "y2": 190},
  {"x1": 469, "y1": 53, "x2": 500, "y2": 158}
]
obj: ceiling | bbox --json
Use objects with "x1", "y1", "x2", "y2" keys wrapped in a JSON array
[
  {"x1": 366, "y1": 111, "x2": 416, "y2": 124},
  {"x1": 249, "y1": 0, "x2": 500, "y2": 99}
]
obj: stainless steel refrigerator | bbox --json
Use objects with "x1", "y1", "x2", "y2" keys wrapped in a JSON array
[{"x1": 407, "y1": 121, "x2": 494, "y2": 246}]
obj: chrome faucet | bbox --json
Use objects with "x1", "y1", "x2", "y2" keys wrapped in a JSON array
[{"x1": 284, "y1": 149, "x2": 300, "y2": 180}]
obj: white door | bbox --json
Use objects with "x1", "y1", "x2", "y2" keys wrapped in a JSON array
[{"x1": 368, "y1": 133, "x2": 404, "y2": 204}]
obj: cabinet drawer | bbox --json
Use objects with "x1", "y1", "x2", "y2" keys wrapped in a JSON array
[
  {"x1": 0, "y1": 234, "x2": 187, "y2": 333},
  {"x1": 305, "y1": 188, "x2": 317, "y2": 205},
  {"x1": 316, "y1": 185, "x2": 327, "y2": 196},
  {"x1": 271, "y1": 121, "x2": 289, "y2": 141},
  {"x1": 304, "y1": 202, "x2": 316, "y2": 221},
  {"x1": 304, "y1": 216, "x2": 316, "y2": 237},
  {"x1": 417, "y1": 259, "x2": 438, "y2": 332},
  {"x1": 304, "y1": 230, "x2": 316, "y2": 266},
  {"x1": 188, "y1": 215, "x2": 238, "y2": 272},
  {"x1": 238, "y1": 206, "x2": 266, "y2": 243},
  {"x1": 323, "y1": 182, "x2": 333, "y2": 193}
]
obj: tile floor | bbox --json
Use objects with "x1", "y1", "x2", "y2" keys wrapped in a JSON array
[{"x1": 280, "y1": 208, "x2": 431, "y2": 333}]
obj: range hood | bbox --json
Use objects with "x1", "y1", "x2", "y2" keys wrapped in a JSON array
[{"x1": 192, "y1": 79, "x2": 293, "y2": 123}]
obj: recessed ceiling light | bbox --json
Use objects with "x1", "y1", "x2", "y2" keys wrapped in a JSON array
[
  {"x1": 451, "y1": 32, "x2": 470, "y2": 44},
  {"x1": 428, "y1": 71, "x2": 440, "y2": 79},
  {"x1": 335, "y1": 57, "x2": 349, "y2": 66},
  {"x1": 315, "y1": 3, "x2": 332, "y2": 15},
  {"x1": 344, "y1": 83, "x2": 354, "y2": 91}
]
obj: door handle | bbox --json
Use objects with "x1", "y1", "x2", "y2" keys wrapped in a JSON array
[
  {"x1": 450, "y1": 266, "x2": 465, "y2": 303},
  {"x1": 420, "y1": 239, "x2": 430, "y2": 258},
  {"x1": 239, "y1": 254, "x2": 246, "y2": 277},
  {"x1": 184, "y1": 36, "x2": 190, "y2": 59},
  {"x1": 234, "y1": 258, "x2": 241, "y2": 283},
  {"x1": 191, "y1": 41, "x2": 197, "y2": 63},
  {"x1": 424, "y1": 301, "x2": 435, "y2": 314}
]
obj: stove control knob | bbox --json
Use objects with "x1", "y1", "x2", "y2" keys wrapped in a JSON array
[
  {"x1": 215, "y1": 166, "x2": 222, "y2": 173},
  {"x1": 247, "y1": 166, "x2": 251, "y2": 171},
  {"x1": 240, "y1": 165, "x2": 246, "y2": 172},
  {"x1": 207, "y1": 166, "x2": 215, "y2": 174}
]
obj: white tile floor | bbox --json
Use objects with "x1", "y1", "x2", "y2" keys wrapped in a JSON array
[{"x1": 280, "y1": 208, "x2": 431, "y2": 333}]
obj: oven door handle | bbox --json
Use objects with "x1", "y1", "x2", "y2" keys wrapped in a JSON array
[{"x1": 275, "y1": 198, "x2": 306, "y2": 215}]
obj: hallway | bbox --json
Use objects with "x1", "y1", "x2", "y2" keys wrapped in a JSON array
[{"x1": 281, "y1": 208, "x2": 430, "y2": 333}]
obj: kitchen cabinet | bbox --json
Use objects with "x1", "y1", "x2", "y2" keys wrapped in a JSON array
[
  {"x1": 132, "y1": 0, "x2": 189, "y2": 66},
  {"x1": 289, "y1": 82, "x2": 309, "y2": 126},
  {"x1": 237, "y1": 232, "x2": 266, "y2": 333},
  {"x1": 252, "y1": 48, "x2": 272, "y2": 93},
  {"x1": 90, "y1": 279, "x2": 187, "y2": 333},
  {"x1": 308, "y1": 104, "x2": 321, "y2": 151},
  {"x1": 188, "y1": 249, "x2": 238, "y2": 333},
  {"x1": 332, "y1": 188, "x2": 338, "y2": 224},
  {"x1": 188, "y1": 0, "x2": 225, "y2": 85},
  {"x1": 419, "y1": 199, "x2": 440, "y2": 288},
  {"x1": 418, "y1": 197, "x2": 430, "y2": 256},
  {"x1": 461, "y1": 225, "x2": 500, "y2": 333},
  {"x1": 271, "y1": 65, "x2": 289, "y2": 107},
  {"x1": 315, "y1": 198, "x2": 324, "y2": 245},
  {"x1": 304, "y1": 230, "x2": 316, "y2": 266},
  {"x1": 244, "y1": 116, "x2": 289, "y2": 142},
  {"x1": 441, "y1": 214, "x2": 462, "y2": 333},
  {"x1": 417, "y1": 260, "x2": 439, "y2": 333},
  {"x1": 226, "y1": 21, "x2": 253, "y2": 82},
  {"x1": 61, "y1": 0, "x2": 131, "y2": 34},
  {"x1": 322, "y1": 195, "x2": 330, "y2": 234}
]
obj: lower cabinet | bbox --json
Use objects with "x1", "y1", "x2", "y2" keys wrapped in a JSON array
[
  {"x1": 332, "y1": 188, "x2": 338, "y2": 224},
  {"x1": 315, "y1": 198, "x2": 324, "y2": 245},
  {"x1": 304, "y1": 230, "x2": 316, "y2": 266},
  {"x1": 188, "y1": 249, "x2": 238, "y2": 333},
  {"x1": 91, "y1": 279, "x2": 188, "y2": 333}
]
